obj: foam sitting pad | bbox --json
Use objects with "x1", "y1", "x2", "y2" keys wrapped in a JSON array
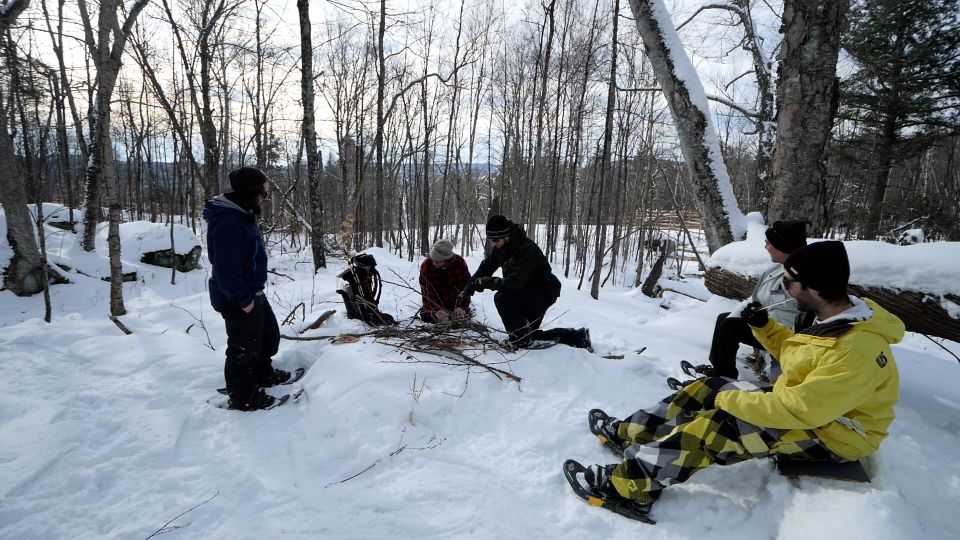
[{"x1": 775, "y1": 456, "x2": 870, "y2": 483}]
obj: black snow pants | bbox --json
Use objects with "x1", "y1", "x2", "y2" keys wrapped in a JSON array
[
  {"x1": 493, "y1": 288, "x2": 581, "y2": 347},
  {"x1": 707, "y1": 312, "x2": 764, "y2": 379},
  {"x1": 218, "y1": 293, "x2": 281, "y2": 401}
]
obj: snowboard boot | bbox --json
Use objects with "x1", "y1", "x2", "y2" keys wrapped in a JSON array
[
  {"x1": 228, "y1": 388, "x2": 277, "y2": 411},
  {"x1": 588, "y1": 409, "x2": 624, "y2": 455}
]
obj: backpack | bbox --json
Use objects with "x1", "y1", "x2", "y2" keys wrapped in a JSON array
[{"x1": 336, "y1": 253, "x2": 396, "y2": 325}]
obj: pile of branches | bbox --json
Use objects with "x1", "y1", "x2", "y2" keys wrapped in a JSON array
[
  {"x1": 284, "y1": 319, "x2": 522, "y2": 383},
  {"x1": 371, "y1": 320, "x2": 522, "y2": 383}
]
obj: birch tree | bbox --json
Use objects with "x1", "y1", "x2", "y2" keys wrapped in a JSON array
[
  {"x1": 625, "y1": 0, "x2": 746, "y2": 252},
  {"x1": 77, "y1": 0, "x2": 150, "y2": 316}
]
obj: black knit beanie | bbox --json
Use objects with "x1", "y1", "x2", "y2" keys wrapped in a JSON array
[
  {"x1": 783, "y1": 241, "x2": 850, "y2": 297},
  {"x1": 229, "y1": 166, "x2": 269, "y2": 195},
  {"x1": 765, "y1": 220, "x2": 807, "y2": 254},
  {"x1": 486, "y1": 215, "x2": 512, "y2": 239}
]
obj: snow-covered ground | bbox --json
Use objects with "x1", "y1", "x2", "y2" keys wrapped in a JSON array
[{"x1": 1, "y1": 216, "x2": 959, "y2": 539}]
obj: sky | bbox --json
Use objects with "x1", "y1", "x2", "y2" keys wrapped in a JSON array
[{"x1": 9, "y1": 0, "x2": 785, "y2": 165}]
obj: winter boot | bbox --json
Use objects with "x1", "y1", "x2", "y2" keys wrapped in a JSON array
[
  {"x1": 588, "y1": 409, "x2": 624, "y2": 455},
  {"x1": 228, "y1": 388, "x2": 278, "y2": 411},
  {"x1": 577, "y1": 328, "x2": 594, "y2": 352}
]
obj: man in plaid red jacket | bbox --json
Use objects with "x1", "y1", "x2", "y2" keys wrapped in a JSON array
[{"x1": 419, "y1": 239, "x2": 472, "y2": 323}]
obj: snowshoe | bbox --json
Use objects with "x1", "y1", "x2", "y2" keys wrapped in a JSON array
[
  {"x1": 271, "y1": 367, "x2": 305, "y2": 386},
  {"x1": 229, "y1": 388, "x2": 281, "y2": 411},
  {"x1": 218, "y1": 367, "x2": 305, "y2": 395},
  {"x1": 210, "y1": 388, "x2": 304, "y2": 411},
  {"x1": 588, "y1": 409, "x2": 624, "y2": 456},
  {"x1": 666, "y1": 377, "x2": 695, "y2": 392},
  {"x1": 680, "y1": 360, "x2": 715, "y2": 378},
  {"x1": 562, "y1": 459, "x2": 656, "y2": 524},
  {"x1": 508, "y1": 339, "x2": 557, "y2": 351}
]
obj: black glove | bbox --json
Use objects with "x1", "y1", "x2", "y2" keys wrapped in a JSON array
[
  {"x1": 472, "y1": 276, "x2": 502, "y2": 292},
  {"x1": 740, "y1": 301, "x2": 769, "y2": 328}
]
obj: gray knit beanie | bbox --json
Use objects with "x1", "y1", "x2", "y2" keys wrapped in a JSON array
[{"x1": 429, "y1": 239, "x2": 455, "y2": 262}]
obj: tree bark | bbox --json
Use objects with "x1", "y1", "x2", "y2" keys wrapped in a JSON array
[{"x1": 767, "y1": 0, "x2": 848, "y2": 232}]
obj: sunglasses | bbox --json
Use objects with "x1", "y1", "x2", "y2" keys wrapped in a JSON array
[{"x1": 782, "y1": 275, "x2": 799, "y2": 288}]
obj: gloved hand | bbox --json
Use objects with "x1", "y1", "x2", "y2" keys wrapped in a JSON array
[
  {"x1": 472, "y1": 276, "x2": 502, "y2": 292},
  {"x1": 739, "y1": 301, "x2": 769, "y2": 327}
]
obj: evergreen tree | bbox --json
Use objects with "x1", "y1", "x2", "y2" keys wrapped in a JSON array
[{"x1": 841, "y1": 0, "x2": 960, "y2": 238}]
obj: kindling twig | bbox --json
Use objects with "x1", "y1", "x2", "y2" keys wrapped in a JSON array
[
  {"x1": 922, "y1": 333, "x2": 960, "y2": 365},
  {"x1": 143, "y1": 491, "x2": 219, "y2": 539},
  {"x1": 170, "y1": 303, "x2": 215, "y2": 350}
]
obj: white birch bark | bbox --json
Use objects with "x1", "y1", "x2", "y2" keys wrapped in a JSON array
[{"x1": 625, "y1": 0, "x2": 746, "y2": 252}]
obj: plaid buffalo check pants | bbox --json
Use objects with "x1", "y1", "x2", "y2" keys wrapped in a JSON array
[{"x1": 609, "y1": 377, "x2": 844, "y2": 501}]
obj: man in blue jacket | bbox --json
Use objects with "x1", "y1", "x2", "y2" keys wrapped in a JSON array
[{"x1": 203, "y1": 166, "x2": 292, "y2": 410}]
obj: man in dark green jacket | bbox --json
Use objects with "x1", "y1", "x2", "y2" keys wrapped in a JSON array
[{"x1": 457, "y1": 215, "x2": 591, "y2": 350}]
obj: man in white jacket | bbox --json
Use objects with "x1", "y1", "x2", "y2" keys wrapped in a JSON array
[{"x1": 698, "y1": 220, "x2": 811, "y2": 379}]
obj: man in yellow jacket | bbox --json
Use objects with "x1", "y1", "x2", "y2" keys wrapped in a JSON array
[{"x1": 566, "y1": 241, "x2": 904, "y2": 519}]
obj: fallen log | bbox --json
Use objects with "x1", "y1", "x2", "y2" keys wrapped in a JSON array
[{"x1": 705, "y1": 266, "x2": 960, "y2": 343}]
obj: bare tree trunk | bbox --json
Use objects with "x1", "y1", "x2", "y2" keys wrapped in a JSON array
[
  {"x1": 0, "y1": 59, "x2": 44, "y2": 295},
  {"x1": 767, "y1": 0, "x2": 848, "y2": 232},
  {"x1": 590, "y1": 0, "x2": 620, "y2": 299},
  {"x1": 624, "y1": 0, "x2": 743, "y2": 251},
  {"x1": 299, "y1": 0, "x2": 326, "y2": 270},
  {"x1": 77, "y1": 0, "x2": 150, "y2": 315}
]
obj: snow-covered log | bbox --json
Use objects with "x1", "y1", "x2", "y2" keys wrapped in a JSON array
[{"x1": 705, "y1": 266, "x2": 960, "y2": 343}]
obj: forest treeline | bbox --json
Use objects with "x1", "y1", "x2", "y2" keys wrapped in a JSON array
[{"x1": 1, "y1": 0, "x2": 958, "y2": 313}]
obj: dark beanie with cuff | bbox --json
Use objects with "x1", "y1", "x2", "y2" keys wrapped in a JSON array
[
  {"x1": 486, "y1": 215, "x2": 512, "y2": 239},
  {"x1": 765, "y1": 220, "x2": 807, "y2": 253},
  {"x1": 783, "y1": 240, "x2": 850, "y2": 297},
  {"x1": 229, "y1": 166, "x2": 269, "y2": 195}
]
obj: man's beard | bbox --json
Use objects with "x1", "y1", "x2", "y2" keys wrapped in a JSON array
[{"x1": 794, "y1": 294, "x2": 815, "y2": 313}]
